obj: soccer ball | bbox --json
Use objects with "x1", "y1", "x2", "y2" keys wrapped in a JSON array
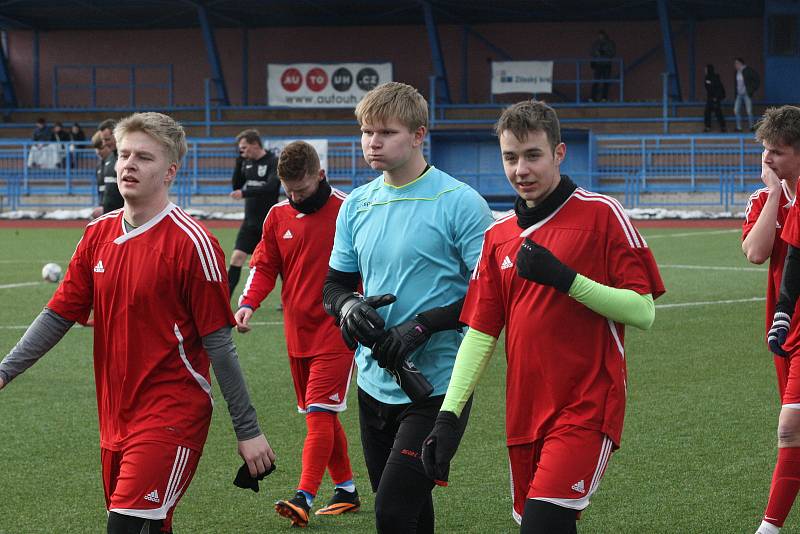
[{"x1": 41, "y1": 263, "x2": 63, "y2": 283}]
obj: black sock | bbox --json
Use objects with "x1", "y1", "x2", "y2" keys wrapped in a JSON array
[
  {"x1": 228, "y1": 265, "x2": 242, "y2": 297},
  {"x1": 520, "y1": 499, "x2": 578, "y2": 534}
]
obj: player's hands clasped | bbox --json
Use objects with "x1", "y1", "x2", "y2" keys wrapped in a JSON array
[
  {"x1": 422, "y1": 411, "x2": 463, "y2": 486},
  {"x1": 238, "y1": 433, "x2": 276, "y2": 477},
  {"x1": 372, "y1": 317, "x2": 431, "y2": 371},
  {"x1": 515, "y1": 238, "x2": 577, "y2": 293},
  {"x1": 338, "y1": 293, "x2": 396, "y2": 349},
  {"x1": 768, "y1": 310, "x2": 792, "y2": 357}
]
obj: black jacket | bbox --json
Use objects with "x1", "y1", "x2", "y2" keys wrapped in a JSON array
[
  {"x1": 735, "y1": 66, "x2": 760, "y2": 97},
  {"x1": 231, "y1": 150, "x2": 280, "y2": 226},
  {"x1": 704, "y1": 69, "x2": 726, "y2": 100}
]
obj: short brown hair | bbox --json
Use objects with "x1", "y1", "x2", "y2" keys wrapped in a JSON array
[
  {"x1": 91, "y1": 131, "x2": 104, "y2": 150},
  {"x1": 114, "y1": 112, "x2": 187, "y2": 165},
  {"x1": 755, "y1": 106, "x2": 800, "y2": 151},
  {"x1": 494, "y1": 101, "x2": 562, "y2": 152},
  {"x1": 355, "y1": 82, "x2": 428, "y2": 132},
  {"x1": 277, "y1": 141, "x2": 320, "y2": 181},
  {"x1": 236, "y1": 128, "x2": 262, "y2": 147}
]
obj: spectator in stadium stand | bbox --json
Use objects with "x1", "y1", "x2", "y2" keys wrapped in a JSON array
[
  {"x1": 0, "y1": 112, "x2": 276, "y2": 534},
  {"x1": 703, "y1": 64, "x2": 727, "y2": 132},
  {"x1": 234, "y1": 141, "x2": 362, "y2": 528},
  {"x1": 734, "y1": 57, "x2": 760, "y2": 132},
  {"x1": 31, "y1": 117, "x2": 51, "y2": 142},
  {"x1": 589, "y1": 30, "x2": 616, "y2": 102},
  {"x1": 97, "y1": 118, "x2": 124, "y2": 214},
  {"x1": 323, "y1": 82, "x2": 494, "y2": 534},
  {"x1": 70, "y1": 122, "x2": 87, "y2": 145},
  {"x1": 90, "y1": 130, "x2": 112, "y2": 219},
  {"x1": 421, "y1": 101, "x2": 664, "y2": 533},
  {"x1": 51, "y1": 122, "x2": 70, "y2": 168},
  {"x1": 744, "y1": 106, "x2": 800, "y2": 534},
  {"x1": 227, "y1": 129, "x2": 280, "y2": 298}
]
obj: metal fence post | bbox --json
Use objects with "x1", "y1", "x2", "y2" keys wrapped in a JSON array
[{"x1": 204, "y1": 79, "x2": 212, "y2": 137}]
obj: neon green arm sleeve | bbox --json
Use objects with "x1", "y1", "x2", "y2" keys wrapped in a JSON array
[
  {"x1": 441, "y1": 328, "x2": 498, "y2": 416},
  {"x1": 568, "y1": 274, "x2": 655, "y2": 330}
]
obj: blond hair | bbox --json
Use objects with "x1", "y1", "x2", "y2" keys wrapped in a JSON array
[
  {"x1": 113, "y1": 112, "x2": 187, "y2": 165},
  {"x1": 355, "y1": 82, "x2": 428, "y2": 132}
]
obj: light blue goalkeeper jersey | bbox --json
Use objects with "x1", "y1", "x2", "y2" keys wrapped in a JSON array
[{"x1": 330, "y1": 166, "x2": 493, "y2": 404}]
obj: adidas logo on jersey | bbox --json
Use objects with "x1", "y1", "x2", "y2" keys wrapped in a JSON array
[
  {"x1": 93, "y1": 260, "x2": 105, "y2": 273},
  {"x1": 571, "y1": 480, "x2": 586, "y2": 494},
  {"x1": 329, "y1": 392, "x2": 340, "y2": 402},
  {"x1": 143, "y1": 489, "x2": 160, "y2": 503},
  {"x1": 283, "y1": 230, "x2": 293, "y2": 239},
  {"x1": 500, "y1": 256, "x2": 514, "y2": 270}
]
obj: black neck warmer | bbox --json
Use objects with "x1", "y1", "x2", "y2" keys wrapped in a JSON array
[
  {"x1": 290, "y1": 179, "x2": 332, "y2": 214},
  {"x1": 515, "y1": 175, "x2": 577, "y2": 229}
]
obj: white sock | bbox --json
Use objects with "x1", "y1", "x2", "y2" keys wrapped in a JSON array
[
  {"x1": 335, "y1": 480, "x2": 356, "y2": 493},
  {"x1": 756, "y1": 520, "x2": 781, "y2": 534}
]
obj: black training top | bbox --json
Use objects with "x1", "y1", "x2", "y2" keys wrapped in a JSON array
[{"x1": 231, "y1": 150, "x2": 280, "y2": 225}]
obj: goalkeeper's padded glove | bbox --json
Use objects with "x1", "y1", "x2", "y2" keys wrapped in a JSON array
[
  {"x1": 768, "y1": 310, "x2": 792, "y2": 357},
  {"x1": 338, "y1": 293, "x2": 397, "y2": 350},
  {"x1": 233, "y1": 461, "x2": 276, "y2": 492},
  {"x1": 371, "y1": 316, "x2": 432, "y2": 372},
  {"x1": 515, "y1": 238, "x2": 577, "y2": 294},
  {"x1": 421, "y1": 411, "x2": 462, "y2": 487}
]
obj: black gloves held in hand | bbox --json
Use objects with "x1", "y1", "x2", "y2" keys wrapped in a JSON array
[{"x1": 233, "y1": 461, "x2": 276, "y2": 493}]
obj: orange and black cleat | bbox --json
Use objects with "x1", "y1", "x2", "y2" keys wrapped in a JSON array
[
  {"x1": 315, "y1": 488, "x2": 361, "y2": 516},
  {"x1": 275, "y1": 491, "x2": 311, "y2": 528}
]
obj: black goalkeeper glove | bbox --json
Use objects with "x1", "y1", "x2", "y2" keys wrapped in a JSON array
[
  {"x1": 371, "y1": 316, "x2": 432, "y2": 371},
  {"x1": 515, "y1": 238, "x2": 577, "y2": 293},
  {"x1": 338, "y1": 293, "x2": 397, "y2": 350},
  {"x1": 768, "y1": 310, "x2": 792, "y2": 357},
  {"x1": 233, "y1": 461, "x2": 276, "y2": 492},
  {"x1": 422, "y1": 411, "x2": 462, "y2": 487}
]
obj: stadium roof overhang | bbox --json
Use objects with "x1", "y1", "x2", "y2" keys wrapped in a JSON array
[{"x1": 0, "y1": 0, "x2": 764, "y2": 31}]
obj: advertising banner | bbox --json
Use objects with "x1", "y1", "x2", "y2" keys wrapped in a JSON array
[
  {"x1": 268, "y1": 63, "x2": 392, "y2": 107},
  {"x1": 491, "y1": 61, "x2": 553, "y2": 94}
]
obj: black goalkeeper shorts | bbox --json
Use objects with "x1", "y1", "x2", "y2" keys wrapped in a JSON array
[{"x1": 234, "y1": 222, "x2": 262, "y2": 254}]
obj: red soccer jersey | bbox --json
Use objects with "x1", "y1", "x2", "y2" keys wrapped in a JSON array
[
  {"x1": 461, "y1": 189, "x2": 664, "y2": 447},
  {"x1": 239, "y1": 189, "x2": 350, "y2": 357},
  {"x1": 48, "y1": 204, "x2": 234, "y2": 452},
  {"x1": 742, "y1": 183, "x2": 794, "y2": 334}
]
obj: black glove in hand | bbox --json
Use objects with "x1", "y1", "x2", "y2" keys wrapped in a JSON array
[
  {"x1": 515, "y1": 238, "x2": 577, "y2": 293},
  {"x1": 768, "y1": 310, "x2": 792, "y2": 357},
  {"x1": 233, "y1": 461, "x2": 276, "y2": 492},
  {"x1": 422, "y1": 411, "x2": 462, "y2": 487},
  {"x1": 372, "y1": 317, "x2": 431, "y2": 371},
  {"x1": 339, "y1": 293, "x2": 397, "y2": 350}
]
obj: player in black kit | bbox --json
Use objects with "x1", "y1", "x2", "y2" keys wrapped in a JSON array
[
  {"x1": 97, "y1": 119, "x2": 124, "y2": 214},
  {"x1": 228, "y1": 129, "x2": 280, "y2": 297}
]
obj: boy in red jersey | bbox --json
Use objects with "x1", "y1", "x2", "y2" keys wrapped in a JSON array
[
  {"x1": 421, "y1": 101, "x2": 664, "y2": 533},
  {"x1": 235, "y1": 141, "x2": 360, "y2": 527},
  {"x1": 748, "y1": 106, "x2": 800, "y2": 534},
  {"x1": 0, "y1": 112, "x2": 275, "y2": 534}
]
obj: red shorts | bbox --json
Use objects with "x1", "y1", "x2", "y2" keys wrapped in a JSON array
[
  {"x1": 289, "y1": 352, "x2": 354, "y2": 413},
  {"x1": 101, "y1": 441, "x2": 201, "y2": 529},
  {"x1": 508, "y1": 426, "x2": 614, "y2": 523},
  {"x1": 776, "y1": 354, "x2": 790, "y2": 401},
  {"x1": 781, "y1": 352, "x2": 800, "y2": 406}
]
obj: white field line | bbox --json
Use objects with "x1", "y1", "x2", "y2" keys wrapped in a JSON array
[
  {"x1": 659, "y1": 263, "x2": 766, "y2": 272},
  {"x1": 644, "y1": 228, "x2": 740, "y2": 239},
  {"x1": 656, "y1": 296, "x2": 765, "y2": 309},
  {"x1": 0, "y1": 320, "x2": 285, "y2": 330},
  {"x1": 0, "y1": 281, "x2": 42, "y2": 289}
]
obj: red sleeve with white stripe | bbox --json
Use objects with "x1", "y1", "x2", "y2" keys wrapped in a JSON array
[
  {"x1": 742, "y1": 189, "x2": 767, "y2": 240},
  {"x1": 460, "y1": 232, "x2": 506, "y2": 338},
  {"x1": 48, "y1": 234, "x2": 93, "y2": 325},
  {"x1": 172, "y1": 212, "x2": 235, "y2": 337},
  {"x1": 782, "y1": 199, "x2": 800, "y2": 248},
  {"x1": 238, "y1": 211, "x2": 281, "y2": 311},
  {"x1": 604, "y1": 206, "x2": 665, "y2": 299}
]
